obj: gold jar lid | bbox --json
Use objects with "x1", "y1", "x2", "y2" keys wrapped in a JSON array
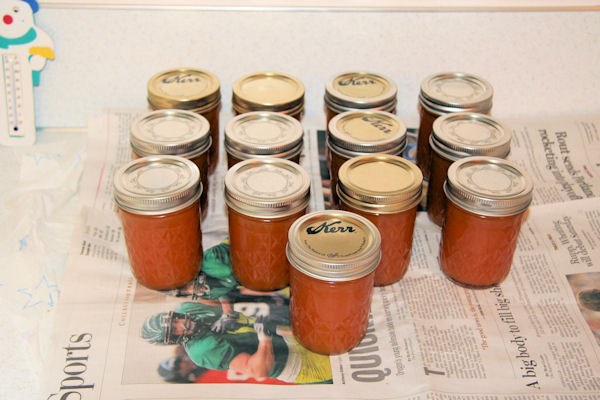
[
  {"x1": 224, "y1": 158, "x2": 311, "y2": 218},
  {"x1": 419, "y1": 72, "x2": 493, "y2": 115},
  {"x1": 337, "y1": 155, "x2": 423, "y2": 213},
  {"x1": 286, "y1": 210, "x2": 381, "y2": 282},
  {"x1": 327, "y1": 110, "x2": 407, "y2": 158},
  {"x1": 231, "y1": 71, "x2": 305, "y2": 115},
  {"x1": 225, "y1": 111, "x2": 303, "y2": 161},
  {"x1": 147, "y1": 68, "x2": 221, "y2": 112},
  {"x1": 130, "y1": 109, "x2": 211, "y2": 159},
  {"x1": 324, "y1": 71, "x2": 397, "y2": 113}
]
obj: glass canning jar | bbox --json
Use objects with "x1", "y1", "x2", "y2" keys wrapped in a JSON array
[
  {"x1": 130, "y1": 109, "x2": 212, "y2": 218},
  {"x1": 224, "y1": 158, "x2": 311, "y2": 291},
  {"x1": 324, "y1": 71, "x2": 397, "y2": 126},
  {"x1": 113, "y1": 156, "x2": 203, "y2": 290},
  {"x1": 439, "y1": 156, "x2": 533, "y2": 288},
  {"x1": 147, "y1": 68, "x2": 221, "y2": 171},
  {"x1": 287, "y1": 210, "x2": 381, "y2": 355},
  {"x1": 417, "y1": 72, "x2": 493, "y2": 180},
  {"x1": 427, "y1": 113, "x2": 511, "y2": 227},
  {"x1": 327, "y1": 110, "x2": 407, "y2": 208},
  {"x1": 224, "y1": 111, "x2": 304, "y2": 168},
  {"x1": 338, "y1": 155, "x2": 422, "y2": 286},
  {"x1": 232, "y1": 71, "x2": 305, "y2": 120}
]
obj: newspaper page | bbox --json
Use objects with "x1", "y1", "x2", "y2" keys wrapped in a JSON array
[{"x1": 42, "y1": 111, "x2": 600, "y2": 399}]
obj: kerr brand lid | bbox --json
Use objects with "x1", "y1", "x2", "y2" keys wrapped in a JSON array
[
  {"x1": 337, "y1": 155, "x2": 423, "y2": 213},
  {"x1": 328, "y1": 110, "x2": 407, "y2": 157},
  {"x1": 232, "y1": 71, "x2": 305, "y2": 115},
  {"x1": 147, "y1": 68, "x2": 221, "y2": 112},
  {"x1": 225, "y1": 111, "x2": 304, "y2": 160},
  {"x1": 430, "y1": 113, "x2": 511, "y2": 161},
  {"x1": 324, "y1": 71, "x2": 397, "y2": 113},
  {"x1": 286, "y1": 210, "x2": 381, "y2": 281},
  {"x1": 444, "y1": 156, "x2": 533, "y2": 217},
  {"x1": 224, "y1": 158, "x2": 311, "y2": 218},
  {"x1": 114, "y1": 155, "x2": 202, "y2": 215},
  {"x1": 419, "y1": 72, "x2": 493, "y2": 115},
  {"x1": 130, "y1": 109, "x2": 211, "y2": 158}
]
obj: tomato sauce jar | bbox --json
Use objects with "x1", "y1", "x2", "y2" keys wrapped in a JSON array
[
  {"x1": 439, "y1": 156, "x2": 533, "y2": 288},
  {"x1": 327, "y1": 110, "x2": 407, "y2": 208},
  {"x1": 232, "y1": 71, "x2": 305, "y2": 120},
  {"x1": 324, "y1": 71, "x2": 397, "y2": 126},
  {"x1": 147, "y1": 68, "x2": 221, "y2": 171},
  {"x1": 417, "y1": 72, "x2": 493, "y2": 180},
  {"x1": 130, "y1": 109, "x2": 212, "y2": 218},
  {"x1": 224, "y1": 111, "x2": 304, "y2": 168},
  {"x1": 426, "y1": 112, "x2": 511, "y2": 227},
  {"x1": 338, "y1": 155, "x2": 422, "y2": 286},
  {"x1": 287, "y1": 210, "x2": 381, "y2": 355},
  {"x1": 113, "y1": 156, "x2": 203, "y2": 290},
  {"x1": 224, "y1": 158, "x2": 311, "y2": 291}
]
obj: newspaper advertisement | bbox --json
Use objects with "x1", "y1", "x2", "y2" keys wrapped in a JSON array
[{"x1": 43, "y1": 111, "x2": 600, "y2": 399}]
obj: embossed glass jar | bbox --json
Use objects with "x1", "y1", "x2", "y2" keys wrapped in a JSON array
[
  {"x1": 224, "y1": 111, "x2": 304, "y2": 168},
  {"x1": 224, "y1": 158, "x2": 311, "y2": 291},
  {"x1": 324, "y1": 71, "x2": 397, "y2": 126},
  {"x1": 439, "y1": 156, "x2": 533, "y2": 287},
  {"x1": 338, "y1": 155, "x2": 423, "y2": 286},
  {"x1": 287, "y1": 210, "x2": 381, "y2": 355},
  {"x1": 114, "y1": 156, "x2": 203, "y2": 290},
  {"x1": 417, "y1": 72, "x2": 493, "y2": 180},
  {"x1": 427, "y1": 113, "x2": 511, "y2": 227}
]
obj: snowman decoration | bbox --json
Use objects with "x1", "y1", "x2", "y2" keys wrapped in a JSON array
[{"x1": 0, "y1": 0, "x2": 54, "y2": 145}]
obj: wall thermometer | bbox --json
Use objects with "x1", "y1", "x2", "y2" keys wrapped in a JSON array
[{"x1": 0, "y1": 52, "x2": 35, "y2": 146}]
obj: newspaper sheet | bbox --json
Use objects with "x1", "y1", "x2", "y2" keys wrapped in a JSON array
[{"x1": 42, "y1": 111, "x2": 600, "y2": 399}]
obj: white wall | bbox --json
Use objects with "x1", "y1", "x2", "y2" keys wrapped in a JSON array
[{"x1": 33, "y1": 8, "x2": 600, "y2": 128}]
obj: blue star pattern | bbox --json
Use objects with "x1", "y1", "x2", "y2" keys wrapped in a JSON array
[
  {"x1": 18, "y1": 234, "x2": 29, "y2": 251},
  {"x1": 23, "y1": 152, "x2": 55, "y2": 166},
  {"x1": 17, "y1": 275, "x2": 60, "y2": 309}
]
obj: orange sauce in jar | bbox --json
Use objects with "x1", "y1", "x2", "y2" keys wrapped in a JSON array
[
  {"x1": 114, "y1": 156, "x2": 203, "y2": 290},
  {"x1": 338, "y1": 155, "x2": 422, "y2": 286},
  {"x1": 224, "y1": 158, "x2": 311, "y2": 291},
  {"x1": 287, "y1": 211, "x2": 381, "y2": 355},
  {"x1": 439, "y1": 156, "x2": 533, "y2": 288}
]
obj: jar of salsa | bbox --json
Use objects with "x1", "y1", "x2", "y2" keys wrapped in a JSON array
[
  {"x1": 417, "y1": 72, "x2": 493, "y2": 180},
  {"x1": 224, "y1": 158, "x2": 311, "y2": 291},
  {"x1": 147, "y1": 68, "x2": 221, "y2": 171},
  {"x1": 114, "y1": 156, "x2": 203, "y2": 290},
  {"x1": 324, "y1": 71, "x2": 397, "y2": 126},
  {"x1": 232, "y1": 71, "x2": 305, "y2": 120},
  {"x1": 439, "y1": 156, "x2": 533, "y2": 288},
  {"x1": 287, "y1": 210, "x2": 381, "y2": 355},
  {"x1": 130, "y1": 109, "x2": 212, "y2": 218},
  {"x1": 224, "y1": 111, "x2": 304, "y2": 168},
  {"x1": 427, "y1": 112, "x2": 511, "y2": 227},
  {"x1": 327, "y1": 110, "x2": 407, "y2": 208},
  {"x1": 338, "y1": 155, "x2": 422, "y2": 286}
]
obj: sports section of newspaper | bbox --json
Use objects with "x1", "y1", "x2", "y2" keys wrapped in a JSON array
[{"x1": 43, "y1": 111, "x2": 600, "y2": 399}]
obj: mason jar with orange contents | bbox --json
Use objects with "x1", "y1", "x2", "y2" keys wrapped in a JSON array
[
  {"x1": 130, "y1": 109, "x2": 211, "y2": 218},
  {"x1": 439, "y1": 156, "x2": 533, "y2": 288},
  {"x1": 224, "y1": 111, "x2": 304, "y2": 169},
  {"x1": 327, "y1": 110, "x2": 407, "y2": 208},
  {"x1": 338, "y1": 155, "x2": 422, "y2": 286},
  {"x1": 427, "y1": 112, "x2": 511, "y2": 227},
  {"x1": 417, "y1": 72, "x2": 494, "y2": 180},
  {"x1": 232, "y1": 71, "x2": 305, "y2": 120},
  {"x1": 224, "y1": 158, "x2": 311, "y2": 291},
  {"x1": 113, "y1": 156, "x2": 203, "y2": 290},
  {"x1": 286, "y1": 210, "x2": 381, "y2": 355},
  {"x1": 147, "y1": 68, "x2": 221, "y2": 171},
  {"x1": 324, "y1": 71, "x2": 397, "y2": 126}
]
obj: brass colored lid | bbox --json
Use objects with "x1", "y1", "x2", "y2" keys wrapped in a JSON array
[
  {"x1": 419, "y1": 72, "x2": 493, "y2": 115},
  {"x1": 324, "y1": 71, "x2": 397, "y2": 113},
  {"x1": 231, "y1": 71, "x2": 305, "y2": 115},
  {"x1": 147, "y1": 68, "x2": 221, "y2": 112},
  {"x1": 286, "y1": 210, "x2": 381, "y2": 281},
  {"x1": 327, "y1": 110, "x2": 407, "y2": 157},
  {"x1": 337, "y1": 155, "x2": 423, "y2": 213}
]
